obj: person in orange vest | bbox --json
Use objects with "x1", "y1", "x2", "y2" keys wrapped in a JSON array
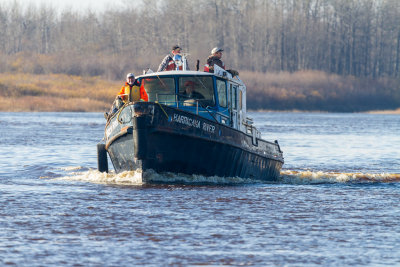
[
  {"x1": 105, "y1": 73, "x2": 148, "y2": 120},
  {"x1": 204, "y1": 47, "x2": 225, "y2": 72},
  {"x1": 118, "y1": 73, "x2": 148, "y2": 103},
  {"x1": 157, "y1": 45, "x2": 190, "y2": 71}
]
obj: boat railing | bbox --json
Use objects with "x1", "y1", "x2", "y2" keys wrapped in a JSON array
[
  {"x1": 242, "y1": 122, "x2": 261, "y2": 145},
  {"x1": 243, "y1": 116, "x2": 261, "y2": 139}
]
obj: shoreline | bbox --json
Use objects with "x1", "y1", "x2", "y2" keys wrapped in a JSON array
[
  {"x1": 366, "y1": 108, "x2": 400, "y2": 114},
  {"x1": 1, "y1": 108, "x2": 399, "y2": 114},
  {"x1": 1, "y1": 72, "x2": 399, "y2": 114},
  {"x1": 249, "y1": 108, "x2": 400, "y2": 114}
]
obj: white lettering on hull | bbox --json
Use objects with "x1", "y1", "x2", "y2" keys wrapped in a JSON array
[
  {"x1": 172, "y1": 113, "x2": 216, "y2": 134},
  {"x1": 202, "y1": 122, "x2": 215, "y2": 134},
  {"x1": 173, "y1": 114, "x2": 201, "y2": 128}
]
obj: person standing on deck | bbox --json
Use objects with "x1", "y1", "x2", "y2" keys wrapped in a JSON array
[
  {"x1": 118, "y1": 73, "x2": 148, "y2": 103},
  {"x1": 204, "y1": 47, "x2": 225, "y2": 72},
  {"x1": 105, "y1": 73, "x2": 148, "y2": 120},
  {"x1": 157, "y1": 45, "x2": 190, "y2": 71}
]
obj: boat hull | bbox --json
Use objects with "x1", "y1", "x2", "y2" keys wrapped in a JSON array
[{"x1": 105, "y1": 102, "x2": 283, "y2": 182}]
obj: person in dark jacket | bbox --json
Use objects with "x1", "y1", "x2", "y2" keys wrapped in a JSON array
[
  {"x1": 181, "y1": 81, "x2": 204, "y2": 100},
  {"x1": 204, "y1": 47, "x2": 225, "y2": 72},
  {"x1": 157, "y1": 45, "x2": 190, "y2": 71}
]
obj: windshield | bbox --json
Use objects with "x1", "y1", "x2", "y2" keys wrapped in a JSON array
[
  {"x1": 141, "y1": 77, "x2": 175, "y2": 104},
  {"x1": 178, "y1": 76, "x2": 215, "y2": 107}
]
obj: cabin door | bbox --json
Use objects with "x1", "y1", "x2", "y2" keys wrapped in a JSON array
[{"x1": 230, "y1": 84, "x2": 238, "y2": 129}]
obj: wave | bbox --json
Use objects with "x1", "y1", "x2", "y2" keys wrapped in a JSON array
[
  {"x1": 53, "y1": 168, "x2": 263, "y2": 185},
  {"x1": 52, "y1": 168, "x2": 144, "y2": 185},
  {"x1": 51, "y1": 168, "x2": 400, "y2": 186},
  {"x1": 280, "y1": 170, "x2": 400, "y2": 184}
]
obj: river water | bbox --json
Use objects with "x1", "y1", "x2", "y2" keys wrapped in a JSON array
[{"x1": 0, "y1": 112, "x2": 399, "y2": 266}]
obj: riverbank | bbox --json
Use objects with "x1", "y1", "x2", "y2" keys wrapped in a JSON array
[
  {"x1": 242, "y1": 70, "x2": 400, "y2": 112},
  {"x1": 0, "y1": 73, "x2": 118, "y2": 112},
  {"x1": 1, "y1": 72, "x2": 399, "y2": 113},
  {"x1": 251, "y1": 108, "x2": 400, "y2": 114},
  {"x1": 367, "y1": 108, "x2": 400, "y2": 114}
]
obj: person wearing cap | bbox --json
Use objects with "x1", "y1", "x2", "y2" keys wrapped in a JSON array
[
  {"x1": 117, "y1": 73, "x2": 148, "y2": 103},
  {"x1": 204, "y1": 47, "x2": 225, "y2": 73},
  {"x1": 181, "y1": 80, "x2": 204, "y2": 100},
  {"x1": 157, "y1": 45, "x2": 190, "y2": 72},
  {"x1": 105, "y1": 73, "x2": 148, "y2": 120}
]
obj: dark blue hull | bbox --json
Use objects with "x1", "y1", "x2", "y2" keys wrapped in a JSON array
[{"x1": 105, "y1": 102, "x2": 283, "y2": 182}]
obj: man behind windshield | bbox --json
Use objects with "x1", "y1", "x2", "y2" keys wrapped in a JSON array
[{"x1": 181, "y1": 81, "x2": 204, "y2": 100}]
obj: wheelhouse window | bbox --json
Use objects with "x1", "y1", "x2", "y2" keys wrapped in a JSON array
[
  {"x1": 216, "y1": 79, "x2": 227, "y2": 108},
  {"x1": 231, "y1": 85, "x2": 237, "y2": 110},
  {"x1": 178, "y1": 76, "x2": 215, "y2": 107},
  {"x1": 140, "y1": 77, "x2": 175, "y2": 105}
]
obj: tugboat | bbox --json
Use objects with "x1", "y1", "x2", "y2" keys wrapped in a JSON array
[{"x1": 97, "y1": 59, "x2": 284, "y2": 182}]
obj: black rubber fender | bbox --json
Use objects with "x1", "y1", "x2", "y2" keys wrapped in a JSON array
[{"x1": 97, "y1": 143, "x2": 109, "y2": 173}]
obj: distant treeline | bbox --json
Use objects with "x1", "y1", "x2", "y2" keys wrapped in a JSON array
[
  {"x1": 0, "y1": 0, "x2": 399, "y2": 112},
  {"x1": 0, "y1": 0, "x2": 399, "y2": 79}
]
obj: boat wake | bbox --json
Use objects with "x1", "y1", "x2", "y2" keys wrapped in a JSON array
[
  {"x1": 51, "y1": 168, "x2": 400, "y2": 186},
  {"x1": 52, "y1": 168, "x2": 144, "y2": 185},
  {"x1": 280, "y1": 170, "x2": 400, "y2": 184},
  {"x1": 52, "y1": 168, "x2": 261, "y2": 185}
]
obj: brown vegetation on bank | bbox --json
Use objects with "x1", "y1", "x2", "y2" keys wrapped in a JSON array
[
  {"x1": 242, "y1": 71, "x2": 400, "y2": 112},
  {"x1": 0, "y1": 73, "x2": 118, "y2": 111},
  {"x1": 367, "y1": 108, "x2": 400, "y2": 114},
  {"x1": 1, "y1": 71, "x2": 399, "y2": 112}
]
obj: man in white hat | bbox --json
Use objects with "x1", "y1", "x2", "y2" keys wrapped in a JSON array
[
  {"x1": 117, "y1": 72, "x2": 148, "y2": 103},
  {"x1": 204, "y1": 47, "x2": 225, "y2": 72},
  {"x1": 106, "y1": 72, "x2": 148, "y2": 120}
]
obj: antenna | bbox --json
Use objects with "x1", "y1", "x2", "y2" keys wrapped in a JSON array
[
  {"x1": 181, "y1": 53, "x2": 190, "y2": 71},
  {"x1": 182, "y1": 55, "x2": 187, "y2": 70}
]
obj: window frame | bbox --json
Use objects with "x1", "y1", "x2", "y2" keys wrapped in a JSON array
[
  {"x1": 216, "y1": 78, "x2": 227, "y2": 108},
  {"x1": 139, "y1": 76, "x2": 176, "y2": 104}
]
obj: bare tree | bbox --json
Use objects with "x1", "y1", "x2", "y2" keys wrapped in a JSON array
[{"x1": 0, "y1": 0, "x2": 399, "y2": 78}]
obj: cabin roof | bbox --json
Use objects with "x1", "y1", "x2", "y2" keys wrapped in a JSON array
[
  {"x1": 138, "y1": 70, "x2": 213, "y2": 78},
  {"x1": 138, "y1": 70, "x2": 244, "y2": 86}
]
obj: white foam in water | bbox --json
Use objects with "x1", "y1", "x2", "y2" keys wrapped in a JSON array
[
  {"x1": 53, "y1": 167, "x2": 262, "y2": 185},
  {"x1": 280, "y1": 170, "x2": 400, "y2": 184},
  {"x1": 52, "y1": 167, "x2": 400, "y2": 186},
  {"x1": 54, "y1": 168, "x2": 144, "y2": 185},
  {"x1": 143, "y1": 169, "x2": 260, "y2": 185}
]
